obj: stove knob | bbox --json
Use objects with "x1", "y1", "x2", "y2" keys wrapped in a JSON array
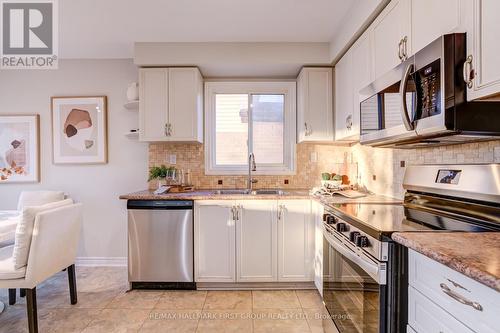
[
  {"x1": 349, "y1": 231, "x2": 360, "y2": 242},
  {"x1": 326, "y1": 215, "x2": 337, "y2": 225},
  {"x1": 356, "y1": 236, "x2": 370, "y2": 248},
  {"x1": 336, "y1": 222, "x2": 347, "y2": 232},
  {"x1": 322, "y1": 213, "x2": 329, "y2": 221}
]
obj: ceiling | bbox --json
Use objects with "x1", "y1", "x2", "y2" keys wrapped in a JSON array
[{"x1": 59, "y1": 0, "x2": 355, "y2": 58}]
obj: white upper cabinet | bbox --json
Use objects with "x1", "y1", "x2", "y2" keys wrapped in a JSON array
[
  {"x1": 334, "y1": 50, "x2": 353, "y2": 141},
  {"x1": 297, "y1": 67, "x2": 334, "y2": 142},
  {"x1": 464, "y1": 0, "x2": 500, "y2": 100},
  {"x1": 236, "y1": 201, "x2": 278, "y2": 282},
  {"x1": 335, "y1": 31, "x2": 373, "y2": 142},
  {"x1": 194, "y1": 201, "x2": 236, "y2": 282},
  {"x1": 411, "y1": 0, "x2": 466, "y2": 53},
  {"x1": 139, "y1": 67, "x2": 203, "y2": 142},
  {"x1": 277, "y1": 200, "x2": 314, "y2": 282},
  {"x1": 372, "y1": 0, "x2": 411, "y2": 79}
]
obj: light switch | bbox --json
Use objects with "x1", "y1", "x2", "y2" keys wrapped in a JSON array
[
  {"x1": 169, "y1": 154, "x2": 177, "y2": 165},
  {"x1": 310, "y1": 152, "x2": 318, "y2": 163}
]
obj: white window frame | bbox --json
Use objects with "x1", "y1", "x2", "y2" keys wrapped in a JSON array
[{"x1": 205, "y1": 81, "x2": 296, "y2": 175}]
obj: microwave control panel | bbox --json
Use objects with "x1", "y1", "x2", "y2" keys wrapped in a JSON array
[{"x1": 415, "y1": 59, "x2": 441, "y2": 118}]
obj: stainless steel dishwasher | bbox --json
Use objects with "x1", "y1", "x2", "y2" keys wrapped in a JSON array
[{"x1": 127, "y1": 200, "x2": 194, "y2": 289}]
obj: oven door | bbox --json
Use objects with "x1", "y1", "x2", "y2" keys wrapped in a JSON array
[
  {"x1": 359, "y1": 57, "x2": 418, "y2": 146},
  {"x1": 322, "y1": 230, "x2": 386, "y2": 333}
]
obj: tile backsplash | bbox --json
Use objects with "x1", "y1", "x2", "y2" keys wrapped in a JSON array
[{"x1": 149, "y1": 140, "x2": 500, "y2": 199}]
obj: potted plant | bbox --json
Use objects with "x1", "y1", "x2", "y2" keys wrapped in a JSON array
[{"x1": 148, "y1": 165, "x2": 177, "y2": 188}]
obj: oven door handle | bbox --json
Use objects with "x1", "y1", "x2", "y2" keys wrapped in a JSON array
[
  {"x1": 399, "y1": 62, "x2": 415, "y2": 131},
  {"x1": 324, "y1": 229, "x2": 386, "y2": 285}
]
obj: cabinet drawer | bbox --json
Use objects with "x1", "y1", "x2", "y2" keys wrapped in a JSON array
[
  {"x1": 409, "y1": 286, "x2": 474, "y2": 333},
  {"x1": 409, "y1": 250, "x2": 500, "y2": 333}
]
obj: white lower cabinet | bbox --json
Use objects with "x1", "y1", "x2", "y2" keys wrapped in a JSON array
[
  {"x1": 408, "y1": 250, "x2": 499, "y2": 333},
  {"x1": 194, "y1": 201, "x2": 236, "y2": 282},
  {"x1": 194, "y1": 199, "x2": 314, "y2": 283},
  {"x1": 277, "y1": 200, "x2": 314, "y2": 282},
  {"x1": 236, "y1": 200, "x2": 278, "y2": 282},
  {"x1": 312, "y1": 201, "x2": 324, "y2": 294}
]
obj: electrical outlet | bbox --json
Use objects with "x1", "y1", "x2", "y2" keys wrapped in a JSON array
[
  {"x1": 400, "y1": 160, "x2": 406, "y2": 167},
  {"x1": 310, "y1": 152, "x2": 317, "y2": 163},
  {"x1": 284, "y1": 179, "x2": 289, "y2": 185},
  {"x1": 169, "y1": 154, "x2": 177, "y2": 165},
  {"x1": 218, "y1": 180, "x2": 223, "y2": 185},
  {"x1": 372, "y1": 175, "x2": 377, "y2": 181}
]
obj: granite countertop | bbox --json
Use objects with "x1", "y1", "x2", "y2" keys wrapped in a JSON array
[
  {"x1": 119, "y1": 189, "x2": 402, "y2": 204},
  {"x1": 393, "y1": 232, "x2": 500, "y2": 292}
]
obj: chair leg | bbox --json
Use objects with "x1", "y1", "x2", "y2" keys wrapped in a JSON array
[
  {"x1": 68, "y1": 264, "x2": 78, "y2": 305},
  {"x1": 25, "y1": 288, "x2": 38, "y2": 333},
  {"x1": 20, "y1": 289, "x2": 26, "y2": 298},
  {"x1": 8, "y1": 288, "x2": 16, "y2": 305}
]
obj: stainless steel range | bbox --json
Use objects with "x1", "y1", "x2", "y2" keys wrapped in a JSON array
[{"x1": 321, "y1": 164, "x2": 500, "y2": 333}]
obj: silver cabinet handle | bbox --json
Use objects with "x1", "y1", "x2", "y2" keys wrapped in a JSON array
[
  {"x1": 231, "y1": 206, "x2": 236, "y2": 221},
  {"x1": 164, "y1": 123, "x2": 169, "y2": 136},
  {"x1": 440, "y1": 283, "x2": 483, "y2": 311},
  {"x1": 278, "y1": 204, "x2": 285, "y2": 221},
  {"x1": 304, "y1": 122, "x2": 311, "y2": 136},
  {"x1": 399, "y1": 63, "x2": 415, "y2": 131},
  {"x1": 402, "y1": 36, "x2": 408, "y2": 60},
  {"x1": 164, "y1": 123, "x2": 172, "y2": 136},
  {"x1": 346, "y1": 115, "x2": 353, "y2": 130},
  {"x1": 463, "y1": 54, "x2": 474, "y2": 89}
]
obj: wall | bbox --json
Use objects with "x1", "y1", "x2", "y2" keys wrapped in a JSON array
[
  {"x1": 149, "y1": 140, "x2": 500, "y2": 199},
  {"x1": 0, "y1": 59, "x2": 148, "y2": 263}
]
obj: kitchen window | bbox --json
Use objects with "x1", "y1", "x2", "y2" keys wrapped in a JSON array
[{"x1": 205, "y1": 81, "x2": 296, "y2": 175}]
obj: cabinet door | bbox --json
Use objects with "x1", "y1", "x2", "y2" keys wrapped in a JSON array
[
  {"x1": 334, "y1": 50, "x2": 353, "y2": 141},
  {"x1": 277, "y1": 200, "x2": 314, "y2": 282},
  {"x1": 168, "y1": 68, "x2": 204, "y2": 142},
  {"x1": 194, "y1": 201, "x2": 236, "y2": 282},
  {"x1": 466, "y1": 0, "x2": 500, "y2": 100},
  {"x1": 139, "y1": 68, "x2": 168, "y2": 141},
  {"x1": 312, "y1": 201, "x2": 324, "y2": 294},
  {"x1": 372, "y1": 0, "x2": 411, "y2": 79},
  {"x1": 411, "y1": 0, "x2": 465, "y2": 53},
  {"x1": 236, "y1": 200, "x2": 277, "y2": 282},
  {"x1": 297, "y1": 67, "x2": 334, "y2": 142}
]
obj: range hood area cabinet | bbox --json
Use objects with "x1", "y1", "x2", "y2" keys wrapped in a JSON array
[
  {"x1": 333, "y1": 0, "x2": 500, "y2": 145},
  {"x1": 297, "y1": 67, "x2": 334, "y2": 143},
  {"x1": 194, "y1": 200, "x2": 315, "y2": 283},
  {"x1": 139, "y1": 67, "x2": 203, "y2": 142},
  {"x1": 367, "y1": 0, "x2": 500, "y2": 100}
]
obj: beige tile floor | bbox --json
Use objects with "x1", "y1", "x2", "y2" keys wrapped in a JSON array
[{"x1": 0, "y1": 267, "x2": 339, "y2": 333}]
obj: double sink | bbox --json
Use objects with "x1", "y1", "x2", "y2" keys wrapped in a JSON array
[{"x1": 214, "y1": 189, "x2": 286, "y2": 196}]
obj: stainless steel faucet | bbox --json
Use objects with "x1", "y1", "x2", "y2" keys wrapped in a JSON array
[{"x1": 248, "y1": 153, "x2": 257, "y2": 192}]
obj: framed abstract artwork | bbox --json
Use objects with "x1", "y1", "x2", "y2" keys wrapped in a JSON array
[
  {"x1": 0, "y1": 115, "x2": 40, "y2": 183},
  {"x1": 51, "y1": 96, "x2": 108, "y2": 164}
]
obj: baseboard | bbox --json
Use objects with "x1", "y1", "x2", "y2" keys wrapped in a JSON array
[
  {"x1": 75, "y1": 257, "x2": 127, "y2": 267},
  {"x1": 196, "y1": 281, "x2": 316, "y2": 290}
]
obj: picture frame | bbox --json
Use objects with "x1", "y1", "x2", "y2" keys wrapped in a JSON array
[
  {"x1": 51, "y1": 96, "x2": 108, "y2": 164},
  {"x1": 0, "y1": 115, "x2": 40, "y2": 183}
]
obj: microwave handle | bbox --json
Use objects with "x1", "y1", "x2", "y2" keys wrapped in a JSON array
[{"x1": 399, "y1": 63, "x2": 415, "y2": 131}]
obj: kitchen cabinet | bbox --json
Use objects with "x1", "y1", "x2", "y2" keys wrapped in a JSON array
[
  {"x1": 408, "y1": 250, "x2": 499, "y2": 333},
  {"x1": 139, "y1": 67, "x2": 203, "y2": 142},
  {"x1": 236, "y1": 200, "x2": 278, "y2": 282},
  {"x1": 312, "y1": 201, "x2": 324, "y2": 294},
  {"x1": 297, "y1": 67, "x2": 334, "y2": 142},
  {"x1": 194, "y1": 201, "x2": 235, "y2": 282},
  {"x1": 334, "y1": 50, "x2": 353, "y2": 142},
  {"x1": 277, "y1": 200, "x2": 314, "y2": 282},
  {"x1": 411, "y1": 0, "x2": 466, "y2": 54},
  {"x1": 335, "y1": 31, "x2": 373, "y2": 142},
  {"x1": 372, "y1": 0, "x2": 411, "y2": 79},
  {"x1": 464, "y1": 0, "x2": 500, "y2": 100}
]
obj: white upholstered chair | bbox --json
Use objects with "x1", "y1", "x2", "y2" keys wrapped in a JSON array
[
  {"x1": 0, "y1": 203, "x2": 82, "y2": 333},
  {"x1": 17, "y1": 191, "x2": 65, "y2": 211}
]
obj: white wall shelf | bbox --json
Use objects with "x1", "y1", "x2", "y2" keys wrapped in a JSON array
[{"x1": 124, "y1": 100, "x2": 139, "y2": 110}]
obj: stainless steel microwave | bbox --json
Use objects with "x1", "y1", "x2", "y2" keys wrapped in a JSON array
[{"x1": 359, "y1": 33, "x2": 500, "y2": 148}]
